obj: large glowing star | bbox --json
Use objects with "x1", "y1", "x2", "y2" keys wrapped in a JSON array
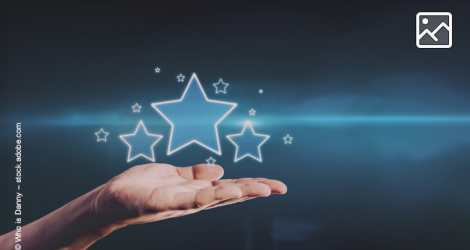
[
  {"x1": 151, "y1": 73, "x2": 237, "y2": 155},
  {"x1": 226, "y1": 120, "x2": 270, "y2": 162},
  {"x1": 119, "y1": 120, "x2": 163, "y2": 162}
]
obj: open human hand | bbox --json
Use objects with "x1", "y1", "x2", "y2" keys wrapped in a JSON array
[
  {"x1": 0, "y1": 163, "x2": 286, "y2": 250},
  {"x1": 95, "y1": 163, "x2": 288, "y2": 226}
]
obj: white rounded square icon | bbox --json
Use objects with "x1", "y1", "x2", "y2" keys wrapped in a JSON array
[{"x1": 416, "y1": 12, "x2": 452, "y2": 48}]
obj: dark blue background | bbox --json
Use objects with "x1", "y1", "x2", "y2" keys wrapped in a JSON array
[{"x1": 2, "y1": 0, "x2": 470, "y2": 249}]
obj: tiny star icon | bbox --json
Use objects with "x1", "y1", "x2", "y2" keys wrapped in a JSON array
[
  {"x1": 154, "y1": 67, "x2": 160, "y2": 73},
  {"x1": 249, "y1": 109, "x2": 256, "y2": 116},
  {"x1": 283, "y1": 134, "x2": 293, "y2": 144},
  {"x1": 132, "y1": 103, "x2": 142, "y2": 113},
  {"x1": 177, "y1": 74, "x2": 185, "y2": 82},
  {"x1": 213, "y1": 78, "x2": 229, "y2": 94},
  {"x1": 206, "y1": 156, "x2": 216, "y2": 166},
  {"x1": 95, "y1": 128, "x2": 109, "y2": 142},
  {"x1": 259, "y1": 89, "x2": 263, "y2": 94}
]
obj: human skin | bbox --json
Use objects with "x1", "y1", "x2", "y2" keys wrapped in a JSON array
[{"x1": 0, "y1": 163, "x2": 287, "y2": 250}]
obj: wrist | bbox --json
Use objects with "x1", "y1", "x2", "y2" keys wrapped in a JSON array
[
  {"x1": 47, "y1": 184, "x2": 126, "y2": 249},
  {"x1": 31, "y1": 184, "x2": 126, "y2": 250},
  {"x1": 88, "y1": 184, "x2": 128, "y2": 233}
]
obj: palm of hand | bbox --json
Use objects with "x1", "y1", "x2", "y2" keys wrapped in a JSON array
[{"x1": 95, "y1": 163, "x2": 287, "y2": 226}]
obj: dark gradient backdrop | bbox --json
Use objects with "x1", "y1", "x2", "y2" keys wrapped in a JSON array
[{"x1": 2, "y1": 0, "x2": 470, "y2": 249}]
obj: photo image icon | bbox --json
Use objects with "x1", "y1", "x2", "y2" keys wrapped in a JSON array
[{"x1": 416, "y1": 12, "x2": 452, "y2": 48}]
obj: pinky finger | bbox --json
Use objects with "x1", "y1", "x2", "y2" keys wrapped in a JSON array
[{"x1": 204, "y1": 197, "x2": 256, "y2": 210}]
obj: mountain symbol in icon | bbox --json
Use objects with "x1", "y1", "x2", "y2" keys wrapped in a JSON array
[{"x1": 418, "y1": 22, "x2": 450, "y2": 42}]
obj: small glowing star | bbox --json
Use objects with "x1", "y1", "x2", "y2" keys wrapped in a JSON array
[
  {"x1": 95, "y1": 128, "x2": 109, "y2": 142},
  {"x1": 213, "y1": 78, "x2": 229, "y2": 94},
  {"x1": 226, "y1": 120, "x2": 270, "y2": 162},
  {"x1": 132, "y1": 103, "x2": 142, "y2": 113},
  {"x1": 177, "y1": 74, "x2": 185, "y2": 82},
  {"x1": 206, "y1": 156, "x2": 216, "y2": 165},
  {"x1": 283, "y1": 134, "x2": 293, "y2": 144},
  {"x1": 119, "y1": 120, "x2": 163, "y2": 162}
]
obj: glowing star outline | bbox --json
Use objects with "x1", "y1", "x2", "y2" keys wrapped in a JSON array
[
  {"x1": 119, "y1": 120, "x2": 163, "y2": 162},
  {"x1": 132, "y1": 103, "x2": 142, "y2": 113},
  {"x1": 155, "y1": 67, "x2": 161, "y2": 73},
  {"x1": 95, "y1": 128, "x2": 109, "y2": 142},
  {"x1": 259, "y1": 89, "x2": 263, "y2": 94},
  {"x1": 177, "y1": 74, "x2": 185, "y2": 82},
  {"x1": 249, "y1": 109, "x2": 256, "y2": 116},
  {"x1": 226, "y1": 120, "x2": 270, "y2": 162},
  {"x1": 213, "y1": 78, "x2": 229, "y2": 94},
  {"x1": 151, "y1": 73, "x2": 237, "y2": 155},
  {"x1": 283, "y1": 134, "x2": 293, "y2": 144},
  {"x1": 206, "y1": 156, "x2": 216, "y2": 166}
]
